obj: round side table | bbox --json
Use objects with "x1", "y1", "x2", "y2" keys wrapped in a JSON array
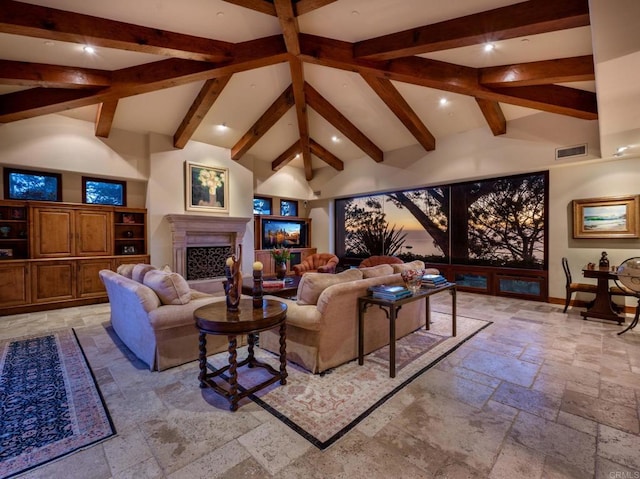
[{"x1": 194, "y1": 298, "x2": 287, "y2": 411}]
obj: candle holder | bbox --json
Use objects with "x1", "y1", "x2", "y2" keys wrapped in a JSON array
[
  {"x1": 253, "y1": 269, "x2": 263, "y2": 308},
  {"x1": 225, "y1": 253, "x2": 242, "y2": 312}
]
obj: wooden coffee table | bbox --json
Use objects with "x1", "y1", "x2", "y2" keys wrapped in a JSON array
[
  {"x1": 194, "y1": 298, "x2": 288, "y2": 411},
  {"x1": 240, "y1": 275, "x2": 300, "y2": 299}
]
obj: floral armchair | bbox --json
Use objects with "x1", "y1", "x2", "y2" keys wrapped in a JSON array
[{"x1": 293, "y1": 253, "x2": 339, "y2": 276}]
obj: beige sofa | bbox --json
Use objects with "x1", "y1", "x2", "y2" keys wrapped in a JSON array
[
  {"x1": 99, "y1": 264, "x2": 231, "y2": 371},
  {"x1": 260, "y1": 261, "x2": 438, "y2": 373}
]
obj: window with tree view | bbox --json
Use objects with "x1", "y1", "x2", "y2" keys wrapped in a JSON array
[
  {"x1": 4, "y1": 168, "x2": 62, "y2": 201},
  {"x1": 82, "y1": 177, "x2": 126, "y2": 206},
  {"x1": 335, "y1": 171, "x2": 547, "y2": 270}
]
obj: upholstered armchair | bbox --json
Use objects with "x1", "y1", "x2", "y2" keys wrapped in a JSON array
[
  {"x1": 293, "y1": 253, "x2": 339, "y2": 276},
  {"x1": 359, "y1": 255, "x2": 404, "y2": 268}
]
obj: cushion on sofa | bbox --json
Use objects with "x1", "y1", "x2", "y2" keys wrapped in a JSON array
[
  {"x1": 143, "y1": 270, "x2": 192, "y2": 305},
  {"x1": 116, "y1": 263, "x2": 137, "y2": 279},
  {"x1": 360, "y1": 264, "x2": 394, "y2": 278},
  {"x1": 297, "y1": 268, "x2": 363, "y2": 305},
  {"x1": 132, "y1": 264, "x2": 157, "y2": 283},
  {"x1": 391, "y1": 260, "x2": 426, "y2": 273}
]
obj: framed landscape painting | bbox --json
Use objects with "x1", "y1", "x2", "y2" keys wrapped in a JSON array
[
  {"x1": 573, "y1": 195, "x2": 639, "y2": 238},
  {"x1": 185, "y1": 161, "x2": 229, "y2": 213}
]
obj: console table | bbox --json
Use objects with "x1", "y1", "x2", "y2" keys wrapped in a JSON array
[
  {"x1": 358, "y1": 283, "x2": 456, "y2": 378},
  {"x1": 194, "y1": 299, "x2": 288, "y2": 411}
]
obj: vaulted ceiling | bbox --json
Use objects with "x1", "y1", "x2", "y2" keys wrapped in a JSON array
[{"x1": 0, "y1": 0, "x2": 599, "y2": 181}]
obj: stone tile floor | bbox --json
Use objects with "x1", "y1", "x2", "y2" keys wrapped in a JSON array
[{"x1": 2, "y1": 292, "x2": 639, "y2": 478}]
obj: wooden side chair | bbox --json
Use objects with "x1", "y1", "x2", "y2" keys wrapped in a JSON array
[{"x1": 562, "y1": 257, "x2": 597, "y2": 313}]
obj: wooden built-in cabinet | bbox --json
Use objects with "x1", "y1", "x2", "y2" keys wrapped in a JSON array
[
  {"x1": 0, "y1": 201, "x2": 149, "y2": 315},
  {"x1": 254, "y1": 247, "x2": 317, "y2": 276}
]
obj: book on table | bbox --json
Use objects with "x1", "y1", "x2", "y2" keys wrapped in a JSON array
[
  {"x1": 263, "y1": 279, "x2": 286, "y2": 289},
  {"x1": 422, "y1": 274, "x2": 447, "y2": 288},
  {"x1": 368, "y1": 284, "x2": 412, "y2": 300}
]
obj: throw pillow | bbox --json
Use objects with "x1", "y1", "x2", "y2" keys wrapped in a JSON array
[
  {"x1": 360, "y1": 264, "x2": 394, "y2": 278},
  {"x1": 143, "y1": 270, "x2": 192, "y2": 305},
  {"x1": 392, "y1": 260, "x2": 426, "y2": 273},
  {"x1": 297, "y1": 268, "x2": 363, "y2": 305},
  {"x1": 116, "y1": 263, "x2": 136, "y2": 279},
  {"x1": 132, "y1": 264, "x2": 156, "y2": 283}
]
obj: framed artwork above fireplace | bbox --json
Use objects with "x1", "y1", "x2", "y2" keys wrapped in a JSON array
[{"x1": 185, "y1": 161, "x2": 228, "y2": 213}]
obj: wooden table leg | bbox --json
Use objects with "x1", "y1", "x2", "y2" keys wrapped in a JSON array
[
  {"x1": 425, "y1": 296, "x2": 431, "y2": 330},
  {"x1": 198, "y1": 332, "x2": 207, "y2": 388},
  {"x1": 389, "y1": 306, "x2": 397, "y2": 378},
  {"x1": 279, "y1": 322, "x2": 287, "y2": 384},
  {"x1": 228, "y1": 335, "x2": 238, "y2": 411},
  {"x1": 358, "y1": 301, "x2": 365, "y2": 365},
  {"x1": 451, "y1": 287, "x2": 457, "y2": 337}
]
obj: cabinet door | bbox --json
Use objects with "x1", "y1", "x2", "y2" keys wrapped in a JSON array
[
  {"x1": 0, "y1": 262, "x2": 30, "y2": 307},
  {"x1": 255, "y1": 250, "x2": 274, "y2": 276},
  {"x1": 32, "y1": 208, "x2": 74, "y2": 258},
  {"x1": 77, "y1": 258, "x2": 112, "y2": 298},
  {"x1": 76, "y1": 210, "x2": 112, "y2": 256},
  {"x1": 31, "y1": 261, "x2": 75, "y2": 303}
]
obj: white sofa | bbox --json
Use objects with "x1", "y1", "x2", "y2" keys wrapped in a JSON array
[
  {"x1": 100, "y1": 264, "x2": 231, "y2": 371},
  {"x1": 260, "y1": 261, "x2": 438, "y2": 373}
]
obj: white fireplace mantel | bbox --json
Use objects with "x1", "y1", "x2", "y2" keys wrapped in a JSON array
[{"x1": 165, "y1": 214, "x2": 252, "y2": 281}]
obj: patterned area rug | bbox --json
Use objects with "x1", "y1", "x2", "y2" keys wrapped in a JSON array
[
  {"x1": 0, "y1": 329, "x2": 115, "y2": 478},
  {"x1": 207, "y1": 311, "x2": 491, "y2": 450}
]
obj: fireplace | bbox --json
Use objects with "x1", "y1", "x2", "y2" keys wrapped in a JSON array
[{"x1": 165, "y1": 214, "x2": 251, "y2": 287}]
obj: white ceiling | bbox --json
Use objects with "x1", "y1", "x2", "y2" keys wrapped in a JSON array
[{"x1": 1, "y1": 0, "x2": 638, "y2": 170}]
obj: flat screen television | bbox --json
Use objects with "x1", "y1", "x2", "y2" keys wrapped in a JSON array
[{"x1": 261, "y1": 218, "x2": 308, "y2": 249}]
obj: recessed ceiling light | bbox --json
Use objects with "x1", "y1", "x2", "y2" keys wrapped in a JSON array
[
  {"x1": 216, "y1": 11, "x2": 224, "y2": 17},
  {"x1": 44, "y1": 41, "x2": 55, "y2": 47},
  {"x1": 331, "y1": 136, "x2": 340, "y2": 143},
  {"x1": 216, "y1": 123, "x2": 228, "y2": 131},
  {"x1": 351, "y1": 10, "x2": 359, "y2": 16},
  {"x1": 616, "y1": 146, "x2": 629, "y2": 153},
  {"x1": 439, "y1": 98, "x2": 448, "y2": 106},
  {"x1": 83, "y1": 45, "x2": 95, "y2": 54},
  {"x1": 484, "y1": 43, "x2": 495, "y2": 52}
]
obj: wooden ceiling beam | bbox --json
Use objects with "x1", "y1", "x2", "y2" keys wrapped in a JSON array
[
  {"x1": 174, "y1": 75, "x2": 232, "y2": 149},
  {"x1": 274, "y1": 0, "x2": 300, "y2": 55},
  {"x1": 231, "y1": 84, "x2": 295, "y2": 160},
  {"x1": 0, "y1": 60, "x2": 111, "y2": 89},
  {"x1": 221, "y1": 0, "x2": 338, "y2": 16},
  {"x1": 475, "y1": 98, "x2": 506, "y2": 136},
  {"x1": 354, "y1": 0, "x2": 590, "y2": 61},
  {"x1": 300, "y1": 34, "x2": 597, "y2": 120},
  {"x1": 361, "y1": 73, "x2": 435, "y2": 151},
  {"x1": 289, "y1": 59, "x2": 313, "y2": 180},
  {"x1": 221, "y1": 0, "x2": 276, "y2": 16},
  {"x1": 272, "y1": 140, "x2": 301, "y2": 171},
  {"x1": 95, "y1": 100, "x2": 119, "y2": 138},
  {"x1": 309, "y1": 139, "x2": 344, "y2": 171},
  {"x1": 0, "y1": 0, "x2": 233, "y2": 62},
  {"x1": 304, "y1": 82, "x2": 383, "y2": 163},
  {"x1": 480, "y1": 55, "x2": 595, "y2": 88},
  {"x1": 295, "y1": 0, "x2": 339, "y2": 16},
  {"x1": 0, "y1": 38, "x2": 287, "y2": 123}
]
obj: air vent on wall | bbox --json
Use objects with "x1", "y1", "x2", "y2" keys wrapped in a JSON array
[{"x1": 556, "y1": 143, "x2": 587, "y2": 160}]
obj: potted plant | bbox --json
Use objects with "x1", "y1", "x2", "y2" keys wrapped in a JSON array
[{"x1": 271, "y1": 248, "x2": 290, "y2": 279}]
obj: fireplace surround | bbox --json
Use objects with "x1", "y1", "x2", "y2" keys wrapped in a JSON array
[{"x1": 165, "y1": 214, "x2": 251, "y2": 290}]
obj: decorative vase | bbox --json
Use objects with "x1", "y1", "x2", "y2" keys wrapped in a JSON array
[
  {"x1": 401, "y1": 268, "x2": 424, "y2": 295},
  {"x1": 0, "y1": 226, "x2": 10, "y2": 238},
  {"x1": 275, "y1": 261, "x2": 287, "y2": 280}
]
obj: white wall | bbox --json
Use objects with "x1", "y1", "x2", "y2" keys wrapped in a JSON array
[{"x1": 147, "y1": 133, "x2": 255, "y2": 273}]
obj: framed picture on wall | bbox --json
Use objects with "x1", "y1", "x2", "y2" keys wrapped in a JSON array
[
  {"x1": 185, "y1": 161, "x2": 229, "y2": 213},
  {"x1": 280, "y1": 199, "x2": 298, "y2": 216},
  {"x1": 573, "y1": 195, "x2": 639, "y2": 238}
]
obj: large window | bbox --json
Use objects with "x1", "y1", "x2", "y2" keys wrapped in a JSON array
[
  {"x1": 82, "y1": 177, "x2": 126, "y2": 206},
  {"x1": 335, "y1": 171, "x2": 547, "y2": 270},
  {"x1": 3, "y1": 168, "x2": 62, "y2": 201}
]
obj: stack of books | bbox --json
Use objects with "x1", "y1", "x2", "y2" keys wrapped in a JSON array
[
  {"x1": 422, "y1": 274, "x2": 447, "y2": 288},
  {"x1": 368, "y1": 284, "x2": 412, "y2": 300},
  {"x1": 263, "y1": 279, "x2": 285, "y2": 289}
]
